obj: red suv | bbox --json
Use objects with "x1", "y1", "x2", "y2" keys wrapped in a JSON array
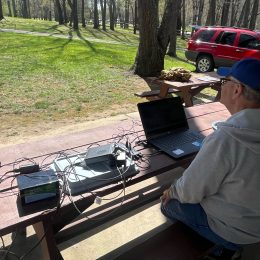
[{"x1": 185, "y1": 26, "x2": 260, "y2": 73}]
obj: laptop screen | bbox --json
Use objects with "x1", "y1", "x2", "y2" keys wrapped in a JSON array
[{"x1": 137, "y1": 97, "x2": 188, "y2": 139}]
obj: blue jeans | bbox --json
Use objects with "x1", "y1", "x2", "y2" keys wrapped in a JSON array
[{"x1": 161, "y1": 199, "x2": 240, "y2": 252}]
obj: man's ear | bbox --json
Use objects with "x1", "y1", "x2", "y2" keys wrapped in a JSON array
[{"x1": 232, "y1": 84, "x2": 243, "y2": 100}]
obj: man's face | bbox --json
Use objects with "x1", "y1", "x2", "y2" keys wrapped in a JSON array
[{"x1": 220, "y1": 77, "x2": 240, "y2": 112}]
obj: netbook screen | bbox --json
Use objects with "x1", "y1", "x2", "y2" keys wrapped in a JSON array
[{"x1": 138, "y1": 97, "x2": 188, "y2": 139}]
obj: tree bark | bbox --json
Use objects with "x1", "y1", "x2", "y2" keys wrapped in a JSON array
[
  {"x1": 124, "y1": 0, "x2": 129, "y2": 29},
  {"x1": 100, "y1": 0, "x2": 106, "y2": 30},
  {"x1": 109, "y1": 0, "x2": 115, "y2": 30},
  {"x1": 249, "y1": 0, "x2": 259, "y2": 30},
  {"x1": 237, "y1": 0, "x2": 251, "y2": 28},
  {"x1": 197, "y1": 0, "x2": 204, "y2": 26},
  {"x1": 133, "y1": 0, "x2": 138, "y2": 34},
  {"x1": 133, "y1": 0, "x2": 164, "y2": 77},
  {"x1": 7, "y1": 0, "x2": 12, "y2": 16},
  {"x1": 167, "y1": 0, "x2": 182, "y2": 57},
  {"x1": 93, "y1": 0, "x2": 99, "y2": 28},
  {"x1": 82, "y1": 0, "x2": 86, "y2": 27},
  {"x1": 220, "y1": 0, "x2": 230, "y2": 26},
  {"x1": 55, "y1": 0, "x2": 64, "y2": 24},
  {"x1": 230, "y1": 0, "x2": 239, "y2": 26},
  {"x1": 181, "y1": 0, "x2": 185, "y2": 39},
  {"x1": 0, "y1": 0, "x2": 3, "y2": 20},
  {"x1": 11, "y1": 0, "x2": 17, "y2": 17},
  {"x1": 72, "y1": 0, "x2": 78, "y2": 29},
  {"x1": 205, "y1": 0, "x2": 216, "y2": 26}
]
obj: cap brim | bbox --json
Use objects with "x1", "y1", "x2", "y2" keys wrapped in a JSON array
[{"x1": 217, "y1": 67, "x2": 232, "y2": 77}]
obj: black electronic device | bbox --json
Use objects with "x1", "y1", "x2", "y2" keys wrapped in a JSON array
[{"x1": 17, "y1": 169, "x2": 59, "y2": 205}]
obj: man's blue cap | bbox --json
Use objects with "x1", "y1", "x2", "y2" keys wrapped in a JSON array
[{"x1": 217, "y1": 58, "x2": 260, "y2": 91}]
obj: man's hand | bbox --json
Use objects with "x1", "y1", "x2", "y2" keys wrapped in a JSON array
[{"x1": 160, "y1": 188, "x2": 171, "y2": 206}]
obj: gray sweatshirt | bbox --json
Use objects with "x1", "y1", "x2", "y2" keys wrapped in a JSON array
[{"x1": 168, "y1": 108, "x2": 260, "y2": 244}]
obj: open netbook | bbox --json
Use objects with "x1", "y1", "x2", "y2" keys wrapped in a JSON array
[{"x1": 137, "y1": 97, "x2": 205, "y2": 159}]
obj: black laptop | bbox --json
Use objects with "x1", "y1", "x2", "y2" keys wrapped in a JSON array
[{"x1": 137, "y1": 97, "x2": 205, "y2": 159}]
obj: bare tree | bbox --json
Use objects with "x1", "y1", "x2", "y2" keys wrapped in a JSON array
[
  {"x1": 93, "y1": 0, "x2": 99, "y2": 28},
  {"x1": 124, "y1": 0, "x2": 129, "y2": 28},
  {"x1": 205, "y1": 0, "x2": 216, "y2": 26},
  {"x1": 109, "y1": 0, "x2": 115, "y2": 30},
  {"x1": 72, "y1": 0, "x2": 78, "y2": 29},
  {"x1": 230, "y1": 0, "x2": 239, "y2": 26},
  {"x1": 181, "y1": 0, "x2": 185, "y2": 39},
  {"x1": 100, "y1": 0, "x2": 107, "y2": 30},
  {"x1": 82, "y1": 0, "x2": 86, "y2": 27},
  {"x1": 220, "y1": 0, "x2": 230, "y2": 26},
  {"x1": 0, "y1": 0, "x2": 3, "y2": 20},
  {"x1": 249, "y1": 0, "x2": 259, "y2": 29},
  {"x1": 237, "y1": 0, "x2": 251, "y2": 28},
  {"x1": 11, "y1": 0, "x2": 17, "y2": 17},
  {"x1": 197, "y1": 0, "x2": 204, "y2": 26}
]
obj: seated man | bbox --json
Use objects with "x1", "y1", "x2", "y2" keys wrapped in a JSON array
[{"x1": 160, "y1": 58, "x2": 260, "y2": 259}]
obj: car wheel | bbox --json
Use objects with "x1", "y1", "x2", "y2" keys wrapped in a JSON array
[{"x1": 196, "y1": 55, "x2": 214, "y2": 73}]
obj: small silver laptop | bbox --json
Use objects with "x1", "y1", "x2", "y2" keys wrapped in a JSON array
[{"x1": 137, "y1": 97, "x2": 205, "y2": 159}]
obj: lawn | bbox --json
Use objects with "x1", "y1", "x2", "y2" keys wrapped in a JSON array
[{"x1": 0, "y1": 18, "x2": 197, "y2": 144}]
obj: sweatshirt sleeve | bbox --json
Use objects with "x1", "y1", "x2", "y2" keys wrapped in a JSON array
[{"x1": 168, "y1": 131, "x2": 231, "y2": 204}]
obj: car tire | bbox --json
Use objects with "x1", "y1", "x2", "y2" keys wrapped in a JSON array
[{"x1": 196, "y1": 55, "x2": 214, "y2": 73}]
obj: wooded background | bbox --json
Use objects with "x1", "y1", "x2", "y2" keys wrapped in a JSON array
[{"x1": 0, "y1": 0, "x2": 259, "y2": 32}]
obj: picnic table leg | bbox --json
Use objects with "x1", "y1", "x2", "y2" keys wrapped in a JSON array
[
  {"x1": 33, "y1": 218, "x2": 63, "y2": 260},
  {"x1": 181, "y1": 90, "x2": 193, "y2": 107}
]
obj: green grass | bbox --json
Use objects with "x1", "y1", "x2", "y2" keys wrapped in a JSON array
[
  {"x1": 0, "y1": 18, "x2": 197, "y2": 137},
  {"x1": 0, "y1": 17, "x2": 140, "y2": 44}
]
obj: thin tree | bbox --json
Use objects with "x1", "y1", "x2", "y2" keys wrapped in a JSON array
[
  {"x1": 93, "y1": 0, "x2": 99, "y2": 28},
  {"x1": 181, "y1": 0, "x2": 185, "y2": 39},
  {"x1": 124, "y1": 0, "x2": 129, "y2": 29},
  {"x1": 237, "y1": 0, "x2": 251, "y2": 28},
  {"x1": 205, "y1": 0, "x2": 216, "y2": 26},
  {"x1": 11, "y1": 0, "x2": 17, "y2": 17},
  {"x1": 133, "y1": 0, "x2": 138, "y2": 34},
  {"x1": 0, "y1": 0, "x2": 3, "y2": 20},
  {"x1": 82, "y1": 0, "x2": 86, "y2": 27},
  {"x1": 220, "y1": 0, "x2": 230, "y2": 26},
  {"x1": 100, "y1": 0, "x2": 107, "y2": 30},
  {"x1": 197, "y1": 0, "x2": 204, "y2": 26},
  {"x1": 109, "y1": 0, "x2": 115, "y2": 30},
  {"x1": 249, "y1": 0, "x2": 259, "y2": 30},
  {"x1": 230, "y1": 0, "x2": 239, "y2": 26},
  {"x1": 7, "y1": 0, "x2": 12, "y2": 16},
  {"x1": 72, "y1": 0, "x2": 79, "y2": 29}
]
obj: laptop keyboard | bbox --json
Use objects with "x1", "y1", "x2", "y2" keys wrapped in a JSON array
[{"x1": 151, "y1": 130, "x2": 201, "y2": 149}]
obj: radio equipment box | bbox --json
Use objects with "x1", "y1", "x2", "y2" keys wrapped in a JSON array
[{"x1": 17, "y1": 169, "x2": 59, "y2": 205}]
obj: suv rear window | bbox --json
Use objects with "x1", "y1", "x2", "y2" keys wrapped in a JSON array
[
  {"x1": 195, "y1": 30, "x2": 216, "y2": 42},
  {"x1": 215, "y1": 31, "x2": 236, "y2": 46},
  {"x1": 238, "y1": 34, "x2": 260, "y2": 50}
]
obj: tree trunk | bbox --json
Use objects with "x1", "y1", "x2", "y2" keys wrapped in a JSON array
[
  {"x1": 0, "y1": 0, "x2": 3, "y2": 20},
  {"x1": 100, "y1": 0, "x2": 106, "y2": 30},
  {"x1": 181, "y1": 0, "x2": 185, "y2": 39},
  {"x1": 230, "y1": 0, "x2": 239, "y2": 26},
  {"x1": 72, "y1": 0, "x2": 78, "y2": 29},
  {"x1": 109, "y1": 0, "x2": 115, "y2": 30},
  {"x1": 133, "y1": 0, "x2": 163, "y2": 77},
  {"x1": 93, "y1": 0, "x2": 99, "y2": 28},
  {"x1": 237, "y1": 0, "x2": 251, "y2": 28},
  {"x1": 22, "y1": 0, "x2": 29, "y2": 18},
  {"x1": 55, "y1": 0, "x2": 64, "y2": 24},
  {"x1": 124, "y1": 0, "x2": 129, "y2": 29},
  {"x1": 7, "y1": 0, "x2": 12, "y2": 16},
  {"x1": 133, "y1": 0, "x2": 138, "y2": 34},
  {"x1": 82, "y1": 0, "x2": 86, "y2": 27},
  {"x1": 249, "y1": 0, "x2": 259, "y2": 30},
  {"x1": 168, "y1": 0, "x2": 182, "y2": 57},
  {"x1": 62, "y1": 0, "x2": 67, "y2": 23},
  {"x1": 205, "y1": 0, "x2": 216, "y2": 26},
  {"x1": 11, "y1": 0, "x2": 17, "y2": 17},
  {"x1": 220, "y1": 0, "x2": 230, "y2": 26},
  {"x1": 197, "y1": 0, "x2": 204, "y2": 26}
]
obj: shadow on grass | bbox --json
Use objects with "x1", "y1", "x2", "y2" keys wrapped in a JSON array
[{"x1": 75, "y1": 29, "x2": 97, "y2": 53}]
